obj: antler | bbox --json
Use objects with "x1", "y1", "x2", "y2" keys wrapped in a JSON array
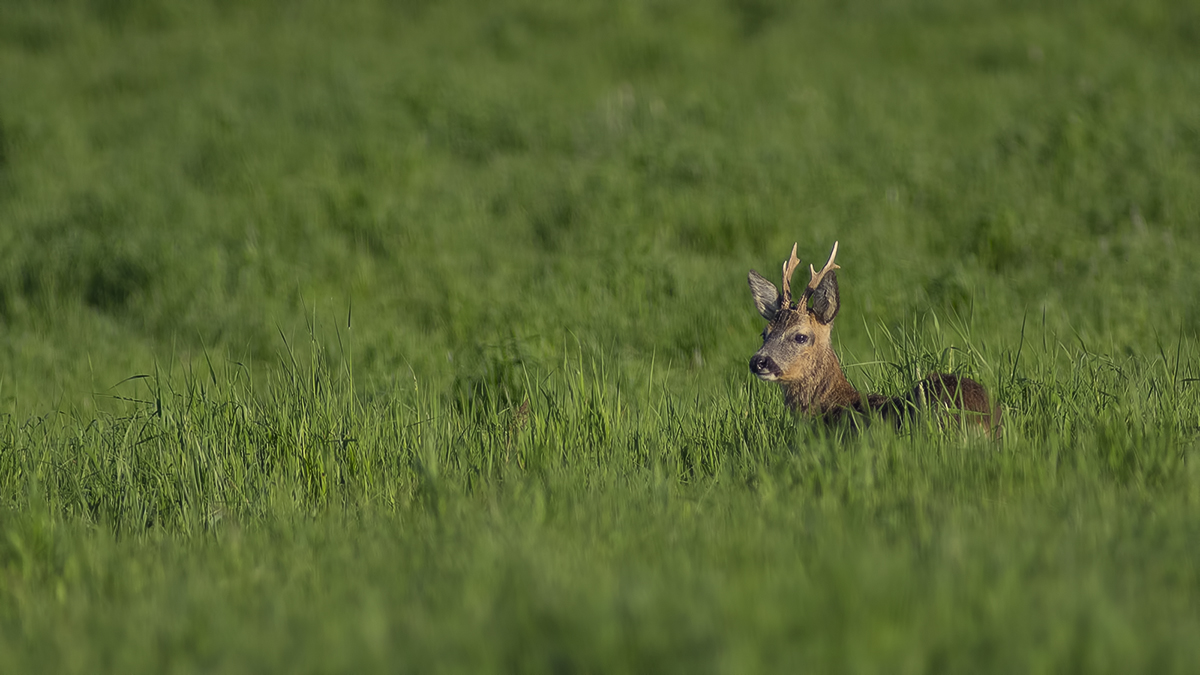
[
  {"x1": 780, "y1": 243, "x2": 803, "y2": 306},
  {"x1": 780, "y1": 241, "x2": 840, "y2": 308},
  {"x1": 805, "y1": 241, "x2": 840, "y2": 299}
]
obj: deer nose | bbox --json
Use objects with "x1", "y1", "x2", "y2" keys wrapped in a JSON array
[{"x1": 750, "y1": 354, "x2": 781, "y2": 378}]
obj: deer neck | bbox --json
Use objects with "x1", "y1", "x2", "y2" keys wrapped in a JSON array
[{"x1": 779, "y1": 347, "x2": 861, "y2": 415}]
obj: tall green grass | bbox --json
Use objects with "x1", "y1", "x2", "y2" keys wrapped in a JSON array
[
  {"x1": 2, "y1": 323, "x2": 1199, "y2": 672},
  {"x1": 2, "y1": 0, "x2": 1200, "y2": 671}
]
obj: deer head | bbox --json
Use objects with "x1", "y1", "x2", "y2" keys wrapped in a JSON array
[{"x1": 748, "y1": 242, "x2": 856, "y2": 413}]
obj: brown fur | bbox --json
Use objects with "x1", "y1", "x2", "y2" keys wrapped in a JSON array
[{"x1": 749, "y1": 244, "x2": 1001, "y2": 438}]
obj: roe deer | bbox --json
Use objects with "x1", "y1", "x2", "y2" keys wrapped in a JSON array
[{"x1": 748, "y1": 242, "x2": 1001, "y2": 437}]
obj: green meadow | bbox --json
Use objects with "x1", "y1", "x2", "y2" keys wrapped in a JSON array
[{"x1": 2, "y1": 0, "x2": 1200, "y2": 671}]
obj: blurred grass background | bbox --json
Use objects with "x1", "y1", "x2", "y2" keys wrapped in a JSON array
[
  {"x1": 1, "y1": 0, "x2": 1200, "y2": 672},
  {"x1": 1, "y1": 0, "x2": 1197, "y2": 413}
]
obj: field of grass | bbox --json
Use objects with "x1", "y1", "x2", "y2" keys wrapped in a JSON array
[{"x1": 2, "y1": 0, "x2": 1200, "y2": 672}]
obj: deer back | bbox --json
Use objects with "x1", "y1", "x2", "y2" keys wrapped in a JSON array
[{"x1": 905, "y1": 374, "x2": 1002, "y2": 439}]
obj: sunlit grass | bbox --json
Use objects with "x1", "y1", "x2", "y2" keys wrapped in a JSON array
[{"x1": 1, "y1": 0, "x2": 1199, "y2": 671}]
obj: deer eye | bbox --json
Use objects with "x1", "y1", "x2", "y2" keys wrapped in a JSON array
[{"x1": 793, "y1": 333, "x2": 809, "y2": 345}]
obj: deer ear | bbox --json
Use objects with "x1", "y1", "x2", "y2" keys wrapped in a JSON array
[
  {"x1": 809, "y1": 270, "x2": 839, "y2": 324},
  {"x1": 748, "y1": 270, "x2": 781, "y2": 321}
]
